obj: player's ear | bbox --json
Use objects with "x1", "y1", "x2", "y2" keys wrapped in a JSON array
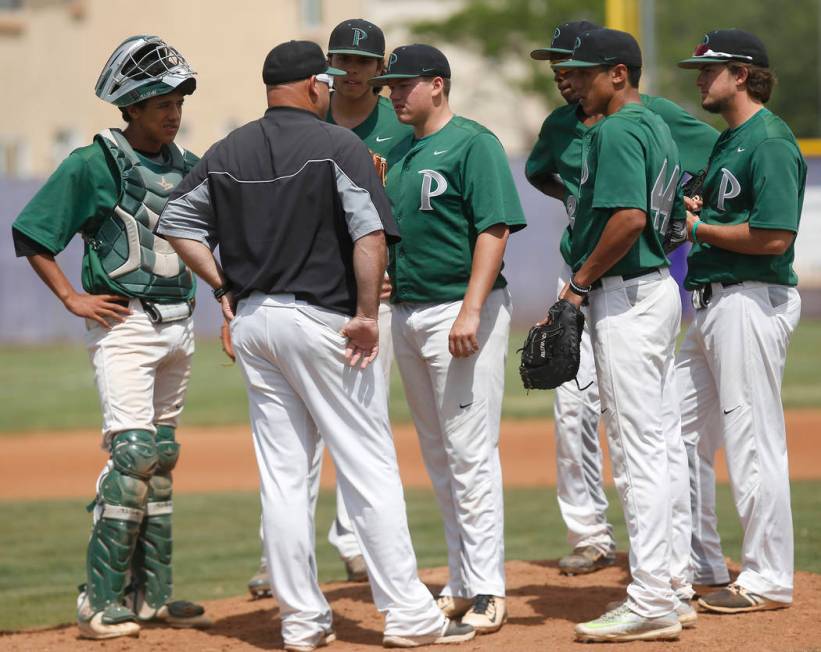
[{"x1": 610, "y1": 63, "x2": 628, "y2": 85}]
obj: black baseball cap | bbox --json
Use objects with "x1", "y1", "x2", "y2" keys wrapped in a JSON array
[
  {"x1": 678, "y1": 29, "x2": 769, "y2": 69},
  {"x1": 530, "y1": 21, "x2": 601, "y2": 60},
  {"x1": 328, "y1": 19, "x2": 385, "y2": 58},
  {"x1": 368, "y1": 44, "x2": 450, "y2": 85},
  {"x1": 262, "y1": 40, "x2": 345, "y2": 85},
  {"x1": 552, "y1": 28, "x2": 641, "y2": 69}
]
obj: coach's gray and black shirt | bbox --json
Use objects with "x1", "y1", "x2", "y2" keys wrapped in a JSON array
[{"x1": 157, "y1": 106, "x2": 399, "y2": 315}]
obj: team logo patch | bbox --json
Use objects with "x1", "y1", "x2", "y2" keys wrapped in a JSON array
[
  {"x1": 388, "y1": 52, "x2": 398, "y2": 71},
  {"x1": 565, "y1": 195, "x2": 577, "y2": 227},
  {"x1": 418, "y1": 169, "x2": 447, "y2": 210},
  {"x1": 158, "y1": 176, "x2": 174, "y2": 191},
  {"x1": 352, "y1": 28, "x2": 368, "y2": 47},
  {"x1": 580, "y1": 155, "x2": 589, "y2": 185},
  {"x1": 551, "y1": 26, "x2": 561, "y2": 45},
  {"x1": 717, "y1": 168, "x2": 741, "y2": 211}
]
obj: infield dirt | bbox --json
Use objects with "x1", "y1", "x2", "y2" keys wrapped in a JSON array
[{"x1": 1, "y1": 414, "x2": 820, "y2": 650}]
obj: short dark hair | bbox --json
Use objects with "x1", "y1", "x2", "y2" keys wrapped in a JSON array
[
  {"x1": 729, "y1": 63, "x2": 776, "y2": 103},
  {"x1": 442, "y1": 78, "x2": 451, "y2": 97},
  {"x1": 627, "y1": 66, "x2": 641, "y2": 88},
  {"x1": 119, "y1": 99, "x2": 147, "y2": 123}
]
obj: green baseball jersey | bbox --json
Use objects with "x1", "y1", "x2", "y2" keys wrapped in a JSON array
[
  {"x1": 526, "y1": 94, "x2": 719, "y2": 264},
  {"x1": 685, "y1": 108, "x2": 805, "y2": 288},
  {"x1": 327, "y1": 95, "x2": 413, "y2": 158},
  {"x1": 385, "y1": 115, "x2": 527, "y2": 303},
  {"x1": 13, "y1": 141, "x2": 198, "y2": 298},
  {"x1": 571, "y1": 102, "x2": 683, "y2": 278}
]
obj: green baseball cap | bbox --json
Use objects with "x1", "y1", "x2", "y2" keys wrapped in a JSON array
[
  {"x1": 530, "y1": 21, "x2": 601, "y2": 60},
  {"x1": 328, "y1": 19, "x2": 385, "y2": 58},
  {"x1": 368, "y1": 44, "x2": 450, "y2": 85},
  {"x1": 552, "y1": 28, "x2": 642, "y2": 69}
]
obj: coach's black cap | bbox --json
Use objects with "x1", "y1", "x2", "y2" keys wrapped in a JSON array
[
  {"x1": 262, "y1": 40, "x2": 345, "y2": 85},
  {"x1": 368, "y1": 44, "x2": 450, "y2": 85},
  {"x1": 678, "y1": 29, "x2": 769, "y2": 69},
  {"x1": 530, "y1": 21, "x2": 601, "y2": 60},
  {"x1": 328, "y1": 19, "x2": 385, "y2": 58},
  {"x1": 552, "y1": 28, "x2": 642, "y2": 69}
]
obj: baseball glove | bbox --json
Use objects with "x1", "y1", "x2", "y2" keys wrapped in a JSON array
[
  {"x1": 220, "y1": 321, "x2": 235, "y2": 363},
  {"x1": 682, "y1": 169, "x2": 706, "y2": 200},
  {"x1": 519, "y1": 299, "x2": 584, "y2": 390},
  {"x1": 664, "y1": 169, "x2": 707, "y2": 253},
  {"x1": 371, "y1": 151, "x2": 388, "y2": 186}
]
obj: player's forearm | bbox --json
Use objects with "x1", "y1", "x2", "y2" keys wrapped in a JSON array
[
  {"x1": 352, "y1": 231, "x2": 386, "y2": 320},
  {"x1": 463, "y1": 224, "x2": 510, "y2": 313},
  {"x1": 691, "y1": 220, "x2": 794, "y2": 256},
  {"x1": 164, "y1": 236, "x2": 226, "y2": 290},
  {"x1": 527, "y1": 173, "x2": 565, "y2": 201},
  {"x1": 27, "y1": 253, "x2": 80, "y2": 305},
  {"x1": 573, "y1": 209, "x2": 645, "y2": 286}
]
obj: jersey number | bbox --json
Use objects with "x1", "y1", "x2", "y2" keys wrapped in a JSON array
[{"x1": 650, "y1": 159, "x2": 681, "y2": 237}]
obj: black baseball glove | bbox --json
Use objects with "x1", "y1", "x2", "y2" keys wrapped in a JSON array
[
  {"x1": 664, "y1": 169, "x2": 708, "y2": 253},
  {"x1": 519, "y1": 299, "x2": 584, "y2": 390}
]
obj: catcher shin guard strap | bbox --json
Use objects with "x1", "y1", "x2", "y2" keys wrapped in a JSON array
[
  {"x1": 101, "y1": 505, "x2": 145, "y2": 522},
  {"x1": 145, "y1": 500, "x2": 173, "y2": 516}
]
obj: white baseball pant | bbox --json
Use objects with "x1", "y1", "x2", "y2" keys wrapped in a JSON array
[
  {"x1": 678, "y1": 282, "x2": 800, "y2": 603},
  {"x1": 553, "y1": 267, "x2": 614, "y2": 554},
  {"x1": 232, "y1": 293, "x2": 444, "y2": 648},
  {"x1": 589, "y1": 269, "x2": 687, "y2": 617},
  {"x1": 392, "y1": 287, "x2": 510, "y2": 599},
  {"x1": 328, "y1": 302, "x2": 393, "y2": 560},
  {"x1": 84, "y1": 298, "x2": 194, "y2": 445}
]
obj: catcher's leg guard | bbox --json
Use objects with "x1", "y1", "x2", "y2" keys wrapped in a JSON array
[
  {"x1": 79, "y1": 429, "x2": 157, "y2": 639},
  {"x1": 129, "y1": 426, "x2": 211, "y2": 628}
]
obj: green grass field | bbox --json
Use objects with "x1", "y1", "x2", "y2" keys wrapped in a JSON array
[
  {"x1": 1, "y1": 482, "x2": 820, "y2": 632},
  {"x1": 2, "y1": 320, "x2": 821, "y2": 433}
]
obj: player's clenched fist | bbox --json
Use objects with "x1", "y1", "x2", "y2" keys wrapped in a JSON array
[
  {"x1": 448, "y1": 308, "x2": 480, "y2": 358},
  {"x1": 341, "y1": 315, "x2": 379, "y2": 368}
]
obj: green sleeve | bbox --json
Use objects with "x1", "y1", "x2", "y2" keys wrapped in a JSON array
[
  {"x1": 644, "y1": 96, "x2": 718, "y2": 174},
  {"x1": 12, "y1": 145, "x2": 117, "y2": 254},
  {"x1": 749, "y1": 139, "x2": 802, "y2": 232},
  {"x1": 525, "y1": 117, "x2": 556, "y2": 182},
  {"x1": 463, "y1": 133, "x2": 527, "y2": 233},
  {"x1": 591, "y1": 122, "x2": 647, "y2": 212}
]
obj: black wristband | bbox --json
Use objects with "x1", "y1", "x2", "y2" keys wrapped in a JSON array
[
  {"x1": 568, "y1": 277, "x2": 591, "y2": 296},
  {"x1": 213, "y1": 285, "x2": 229, "y2": 301}
]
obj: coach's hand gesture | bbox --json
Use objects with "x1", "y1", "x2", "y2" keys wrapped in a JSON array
[{"x1": 341, "y1": 315, "x2": 379, "y2": 369}]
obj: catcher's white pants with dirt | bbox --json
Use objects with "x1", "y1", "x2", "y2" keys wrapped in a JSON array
[
  {"x1": 678, "y1": 282, "x2": 800, "y2": 603},
  {"x1": 589, "y1": 269, "x2": 690, "y2": 617},
  {"x1": 328, "y1": 302, "x2": 394, "y2": 560},
  {"x1": 553, "y1": 269, "x2": 615, "y2": 555},
  {"x1": 392, "y1": 288, "x2": 510, "y2": 599},
  {"x1": 232, "y1": 293, "x2": 444, "y2": 648},
  {"x1": 84, "y1": 298, "x2": 193, "y2": 443}
]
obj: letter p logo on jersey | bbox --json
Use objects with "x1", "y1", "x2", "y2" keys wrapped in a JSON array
[{"x1": 418, "y1": 170, "x2": 448, "y2": 211}]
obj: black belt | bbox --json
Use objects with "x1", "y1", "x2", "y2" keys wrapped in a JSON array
[
  {"x1": 692, "y1": 281, "x2": 743, "y2": 310},
  {"x1": 590, "y1": 268, "x2": 659, "y2": 291}
]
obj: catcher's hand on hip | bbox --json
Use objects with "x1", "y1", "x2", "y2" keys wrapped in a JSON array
[
  {"x1": 341, "y1": 315, "x2": 379, "y2": 369},
  {"x1": 449, "y1": 307, "x2": 480, "y2": 358}
]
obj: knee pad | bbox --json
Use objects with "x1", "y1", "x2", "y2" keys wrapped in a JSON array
[
  {"x1": 111, "y1": 430, "x2": 158, "y2": 480},
  {"x1": 154, "y1": 425, "x2": 180, "y2": 473}
]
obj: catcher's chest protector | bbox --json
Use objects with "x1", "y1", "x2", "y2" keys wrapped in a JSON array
[{"x1": 88, "y1": 128, "x2": 193, "y2": 300}]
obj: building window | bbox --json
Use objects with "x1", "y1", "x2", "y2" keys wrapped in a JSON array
[
  {"x1": 300, "y1": 0, "x2": 321, "y2": 29},
  {"x1": 0, "y1": 138, "x2": 31, "y2": 178}
]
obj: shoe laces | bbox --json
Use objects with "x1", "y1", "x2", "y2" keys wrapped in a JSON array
[
  {"x1": 597, "y1": 602, "x2": 632, "y2": 623},
  {"x1": 472, "y1": 594, "x2": 495, "y2": 616}
]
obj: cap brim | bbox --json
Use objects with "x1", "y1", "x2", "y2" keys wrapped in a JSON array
[
  {"x1": 367, "y1": 73, "x2": 423, "y2": 85},
  {"x1": 327, "y1": 48, "x2": 383, "y2": 58},
  {"x1": 677, "y1": 56, "x2": 730, "y2": 69},
  {"x1": 530, "y1": 47, "x2": 573, "y2": 61},
  {"x1": 551, "y1": 59, "x2": 602, "y2": 69},
  {"x1": 324, "y1": 66, "x2": 347, "y2": 76}
]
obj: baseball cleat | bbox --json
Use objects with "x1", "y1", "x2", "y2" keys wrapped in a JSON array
[
  {"x1": 284, "y1": 629, "x2": 336, "y2": 651},
  {"x1": 559, "y1": 545, "x2": 616, "y2": 575},
  {"x1": 697, "y1": 583, "x2": 790, "y2": 614},
  {"x1": 77, "y1": 592, "x2": 140, "y2": 640},
  {"x1": 248, "y1": 563, "x2": 272, "y2": 599},
  {"x1": 575, "y1": 603, "x2": 681, "y2": 642},
  {"x1": 434, "y1": 594, "x2": 473, "y2": 619},
  {"x1": 461, "y1": 594, "x2": 507, "y2": 634},
  {"x1": 139, "y1": 600, "x2": 212, "y2": 628},
  {"x1": 606, "y1": 598, "x2": 697, "y2": 629},
  {"x1": 383, "y1": 618, "x2": 476, "y2": 647},
  {"x1": 344, "y1": 554, "x2": 368, "y2": 582}
]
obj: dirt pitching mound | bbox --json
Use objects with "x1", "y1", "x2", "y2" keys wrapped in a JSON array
[{"x1": 2, "y1": 557, "x2": 820, "y2": 652}]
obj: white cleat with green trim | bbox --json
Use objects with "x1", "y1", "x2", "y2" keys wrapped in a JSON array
[{"x1": 575, "y1": 603, "x2": 682, "y2": 643}]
